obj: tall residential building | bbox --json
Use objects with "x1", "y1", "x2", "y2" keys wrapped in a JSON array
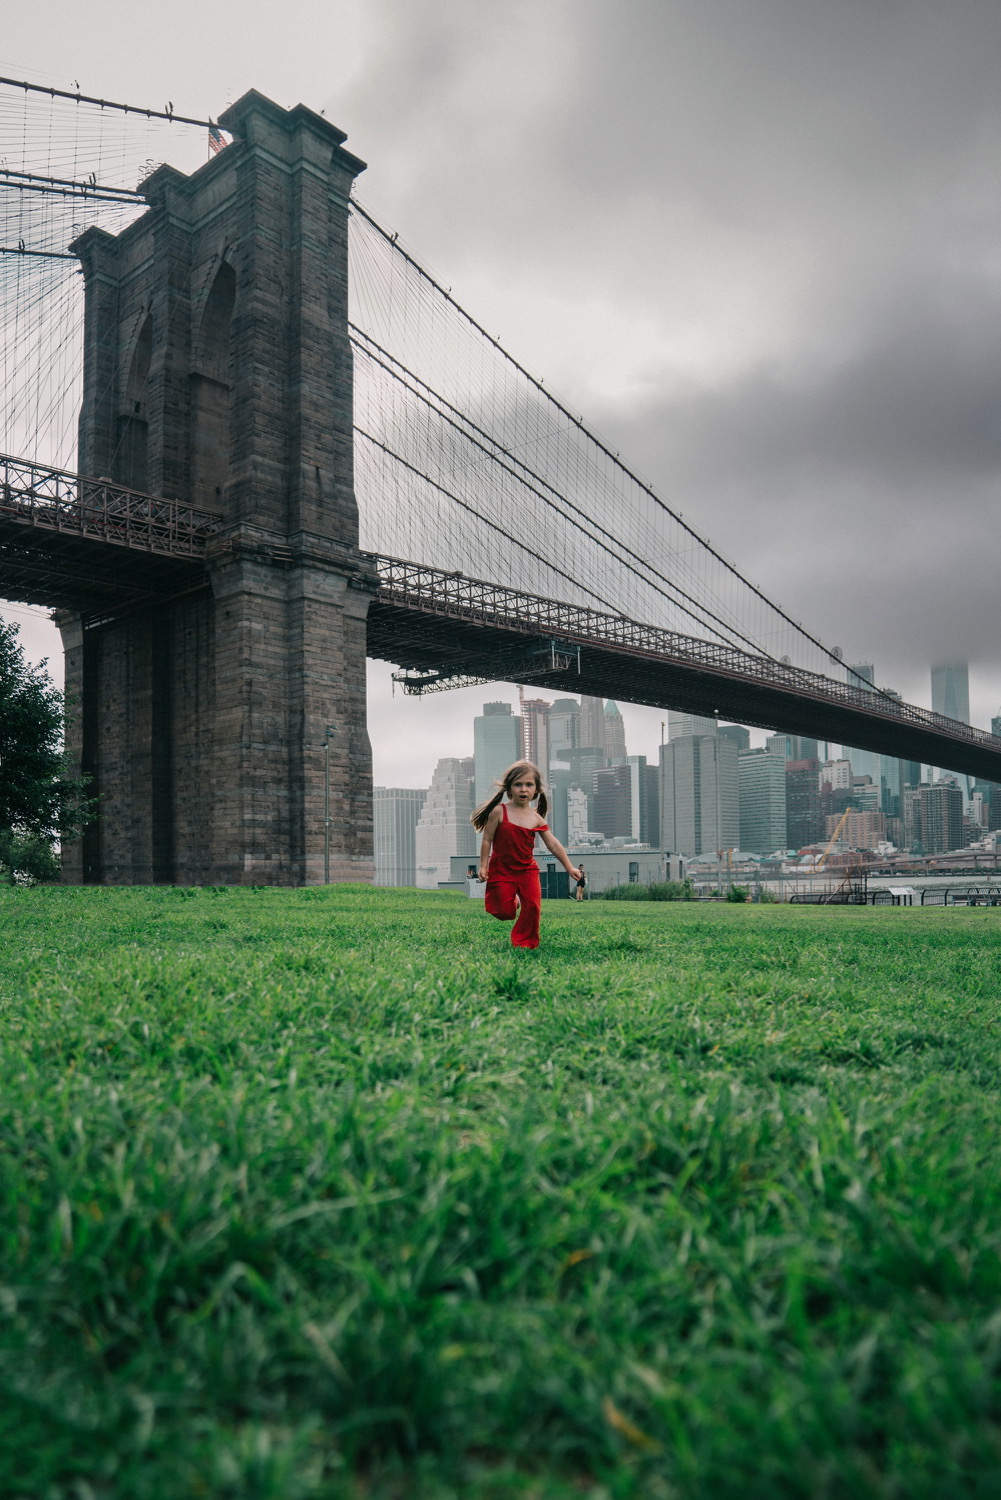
[
  {"x1": 579, "y1": 695, "x2": 606, "y2": 754},
  {"x1": 668, "y1": 710, "x2": 718, "y2": 739},
  {"x1": 920, "y1": 782, "x2": 964, "y2": 854},
  {"x1": 738, "y1": 735, "x2": 787, "y2": 854},
  {"x1": 520, "y1": 697, "x2": 551, "y2": 775},
  {"x1": 414, "y1": 758, "x2": 476, "y2": 888},
  {"x1": 548, "y1": 698, "x2": 581, "y2": 763},
  {"x1": 473, "y1": 702, "x2": 521, "y2": 805},
  {"x1": 786, "y1": 758, "x2": 824, "y2": 849},
  {"x1": 660, "y1": 734, "x2": 739, "y2": 856},
  {"x1": 902, "y1": 784, "x2": 924, "y2": 851},
  {"x1": 374, "y1": 787, "x2": 427, "y2": 886},
  {"x1": 932, "y1": 663, "x2": 970, "y2": 724},
  {"x1": 603, "y1": 700, "x2": 627, "y2": 761},
  {"x1": 820, "y1": 758, "x2": 853, "y2": 792}
]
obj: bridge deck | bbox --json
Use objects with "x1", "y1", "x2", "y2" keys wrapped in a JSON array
[
  {"x1": 367, "y1": 560, "x2": 1001, "y2": 783},
  {"x1": 2, "y1": 456, "x2": 1000, "y2": 782},
  {"x1": 0, "y1": 454, "x2": 220, "y2": 611}
]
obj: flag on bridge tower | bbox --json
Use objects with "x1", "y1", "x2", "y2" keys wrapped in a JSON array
[{"x1": 208, "y1": 124, "x2": 226, "y2": 157}]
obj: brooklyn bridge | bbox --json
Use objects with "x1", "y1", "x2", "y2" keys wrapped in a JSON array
[{"x1": 3, "y1": 80, "x2": 999, "y2": 883}]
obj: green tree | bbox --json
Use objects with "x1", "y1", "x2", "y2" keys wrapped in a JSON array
[{"x1": 0, "y1": 619, "x2": 94, "y2": 881}]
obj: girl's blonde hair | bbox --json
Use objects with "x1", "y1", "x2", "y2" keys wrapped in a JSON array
[{"x1": 471, "y1": 760, "x2": 549, "y2": 830}]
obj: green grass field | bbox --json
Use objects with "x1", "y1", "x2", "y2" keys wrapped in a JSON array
[{"x1": 2, "y1": 886, "x2": 1001, "y2": 1498}]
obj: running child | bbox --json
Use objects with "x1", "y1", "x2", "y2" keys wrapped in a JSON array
[{"x1": 472, "y1": 760, "x2": 582, "y2": 950}]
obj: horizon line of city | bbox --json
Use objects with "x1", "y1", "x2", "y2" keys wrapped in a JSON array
[{"x1": 374, "y1": 661, "x2": 1001, "y2": 893}]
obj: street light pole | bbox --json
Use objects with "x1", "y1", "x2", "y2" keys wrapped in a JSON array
[{"x1": 321, "y1": 723, "x2": 337, "y2": 884}]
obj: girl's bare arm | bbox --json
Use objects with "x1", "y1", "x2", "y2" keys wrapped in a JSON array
[
  {"x1": 539, "y1": 828, "x2": 581, "y2": 880},
  {"x1": 478, "y1": 806, "x2": 502, "y2": 880}
]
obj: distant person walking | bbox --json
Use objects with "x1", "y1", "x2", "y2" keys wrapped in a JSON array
[
  {"x1": 472, "y1": 761, "x2": 581, "y2": 950},
  {"x1": 575, "y1": 863, "x2": 587, "y2": 901}
]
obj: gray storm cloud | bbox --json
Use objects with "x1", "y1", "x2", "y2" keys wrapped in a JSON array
[{"x1": 336, "y1": 0, "x2": 1001, "y2": 703}]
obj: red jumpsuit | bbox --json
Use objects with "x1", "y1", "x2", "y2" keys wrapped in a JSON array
[{"x1": 484, "y1": 803, "x2": 546, "y2": 949}]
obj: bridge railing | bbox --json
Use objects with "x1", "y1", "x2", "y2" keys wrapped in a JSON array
[
  {"x1": 373, "y1": 556, "x2": 1001, "y2": 755},
  {"x1": 0, "y1": 454, "x2": 223, "y2": 558}
]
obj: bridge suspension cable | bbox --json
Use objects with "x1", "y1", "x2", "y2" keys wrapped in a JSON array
[
  {"x1": 349, "y1": 324, "x2": 774, "y2": 659},
  {"x1": 348, "y1": 199, "x2": 866, "y2": 688},
  {"x1": 0, "y1": 77, "x2": 215, "y2": 471}
]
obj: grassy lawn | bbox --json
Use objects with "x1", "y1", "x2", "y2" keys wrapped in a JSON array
[{"x1": 2, "y1": 886, "x2": 1001, "y2": 1498}]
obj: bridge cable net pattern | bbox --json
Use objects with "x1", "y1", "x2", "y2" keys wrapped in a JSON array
[
  {"x1": 0, "y1": 81, "x2": 906, "y2": 717},
  {"x1": 0, "y1": 80, "x2": 210, "y2": 471},
  {"x1": 348, "y1": 201, "x2": 850, "y2": 685}
]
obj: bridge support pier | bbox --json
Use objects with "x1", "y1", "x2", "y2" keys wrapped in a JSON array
[
  {"x1": 58, "y1": 89, "x2": 374, "y2": 885},
  {"x1": 58, "y1": 545, "x2": 376, "y2": 885}
]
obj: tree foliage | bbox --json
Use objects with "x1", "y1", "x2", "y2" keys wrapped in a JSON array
[{"x1": 0, "y1": 620, "x2": 93, "y2": 880}]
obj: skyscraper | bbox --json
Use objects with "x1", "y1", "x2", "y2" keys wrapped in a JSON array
[
  {"x1": 603, "y1": 700, "x2": 626, "y2": 761},
  {"x1": 520, "y1": 697, "x2": 551, "y2": 775},
  {"x1": 548, "y1": 698, "x2": 581, "y2": 764},
  {"x1": 579, "y1": 695, "x2": 606, "y2": 755},
  {"x1": 660, "y1": 734, "x2": 739, "y2": 856},
  {"x1": 374, "y1": 787, "x2": 427, "y2": 886},
  {"x1": 717, "y1": 724, "x2": 750, "y2": 753},
  {"x1": 668, "y1": 710, "x2": 718, "y2": 739},
  {"x1": 414, "y1": 758, "x2": 476, "y2": 888},
  {"x1": 919, "y1": 782, "x2": 964, "y2": 854},
  {"x1": 738, "y1": 735, "x2": 788, "y2": 854},
  {"x1": 932, "y1": 663, "x2": 970, "y2": 724},
  {"x1": 785, "y1": 759, "x2": 824, "y2": 849},
  {"x1": 591, "y1": 755, "x2": 659, "y2": 843},
  {"x1": 473, "y1": 702, "x2": 521, "y2": 805},
  {"x1": 591, "y1": 763, "x2": 633, "y2": 838}
]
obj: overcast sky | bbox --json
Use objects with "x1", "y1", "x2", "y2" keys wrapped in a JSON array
[{"x1": 5, "y1": 0, "x2": 1001, "y2": 784}]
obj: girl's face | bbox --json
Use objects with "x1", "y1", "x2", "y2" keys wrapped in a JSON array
[{"x1": 509, "y1": 773, "x2": 539, "y2": 807}]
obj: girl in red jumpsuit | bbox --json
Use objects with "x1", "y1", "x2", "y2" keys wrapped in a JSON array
[{"x1": 472, "y1": 761, "x2": 582, "y2": 949}]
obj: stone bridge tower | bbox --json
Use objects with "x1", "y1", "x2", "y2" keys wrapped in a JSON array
[{"x1": 62, "y1": 91, "x2": 375, "y2": 884}]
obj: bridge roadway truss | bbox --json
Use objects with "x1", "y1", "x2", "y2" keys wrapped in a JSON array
[{"x1": 5, "y1": 454, "x2": 1001, "y2": 785}]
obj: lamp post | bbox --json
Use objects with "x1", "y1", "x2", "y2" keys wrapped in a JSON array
[{"x1": 321, "y1": 723, "x2": 337, "y2": 884}]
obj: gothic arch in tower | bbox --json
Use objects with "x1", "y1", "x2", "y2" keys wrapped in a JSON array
[{"x1": 191, "y1": 259, "x2": 236, "y2": 507}]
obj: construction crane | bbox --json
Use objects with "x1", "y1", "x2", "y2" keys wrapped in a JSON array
[{"x1": 816, "y1": 806, "x2": 852, "y2": 869}]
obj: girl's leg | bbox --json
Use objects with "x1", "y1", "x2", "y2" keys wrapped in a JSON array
[
  {"x1": 485, "y1": 878, "x2": 517, "y2": 922},
  {"x1": 510, "y1": 869, "x2": 542, "y2": 948}
]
